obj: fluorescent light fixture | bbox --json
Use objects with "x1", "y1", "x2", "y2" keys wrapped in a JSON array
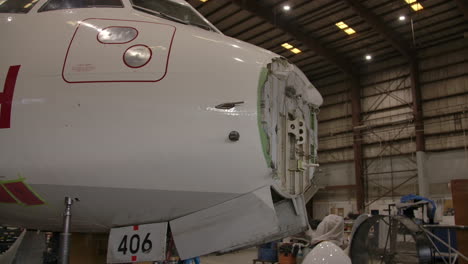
[
  {"x1": 283, "y1": 5, "x2": 291, "y2": 11},
  {"x1": 281, "y1": 43, "x2": 302, "y2": 54},
  {"x1": 336, "y1": 21, "x2": 356, "y2": 35},
  {"x1": 399, "y1": 15, "x2": 406, "y2": 21},
  {"x1": 404, "y1": 0, "x2": 423, "y2": 11},
  {"x1": 365, "y1": 54, "x2": 372, "y2": 60},
  {"x1": 344, "y1": 28, "x2": 356, "y2": 35},
  {"x1": 200, "y1": 0, "x2": 208, "y2": 2},
  {"x1": 281, "y1": 43, "x2": 293, "y2": 49},
  {"x1": 411, "y1": 3, "x2": 423, "y2": 11},
  {"x1": 23, "y1": 2, "x2": 32, "y2": 8},
  {"x1": 335, "y1": 21, "x2": 348, "y2": 29},
  {"x1": 291, "y1": 48, "x2": 302, "y2": 54}
]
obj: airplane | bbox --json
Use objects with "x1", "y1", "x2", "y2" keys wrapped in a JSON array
[{"x1": 0, "y1": 0, "x2": 327, "y2": 262}]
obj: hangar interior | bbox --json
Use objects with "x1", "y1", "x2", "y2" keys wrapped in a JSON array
[
  {"x1": 187, "y1": 0, "x2": 467, "y2": 227},
  {"x1": 1, "y1": 0, "x2": 467, "y2": 263}
]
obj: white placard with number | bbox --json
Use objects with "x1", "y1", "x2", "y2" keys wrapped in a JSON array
[{"x1": 107, "y1": 222, "x2": 167, "y2": 263}]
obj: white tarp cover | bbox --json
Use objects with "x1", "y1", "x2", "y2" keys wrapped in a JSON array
[
  {"x1": 302, "y1": 241, "x2": 351, "y2": 264},
  {"x1": 310, "y1": 214, "x2": 345, "y2": 247}
]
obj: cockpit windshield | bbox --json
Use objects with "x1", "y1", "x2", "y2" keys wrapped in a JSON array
[{"x1": 131, "y1": 0, "x2": 216, "y2": 32}]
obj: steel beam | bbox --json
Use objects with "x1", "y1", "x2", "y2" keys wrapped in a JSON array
[
  {"x1": 325, "y1": 184, "x2": 357, "y2": 190},
  {"x1": 230, "y1": 0, "x2": 355, "y2": 76},
  {"x1": 343, "y1": 0, "x2": 415, "y2": 60},
  {"x1": 350, "y1": 78, "x2": 365, "y2": 213},
  {"x1": 454, "y1": 0, "x2": 468, "y2": 20},
  {"x1": 410, "y1": 60, "x2": 426, "y2": 151},
  {"x1": 342, "y1": 0, "x2": 425, "y2": 151},
  {"x1": 344, "y1": 0, "x2": 427, "y2": 200}
]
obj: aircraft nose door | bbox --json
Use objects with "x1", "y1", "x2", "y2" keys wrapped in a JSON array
[{"x1": 259, "y1": 58, "x2": 321, "y2": 196}]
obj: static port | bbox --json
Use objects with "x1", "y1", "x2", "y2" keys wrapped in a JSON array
[{"x1": 229, "y1": 131, "x2": 240, "y2": 141}]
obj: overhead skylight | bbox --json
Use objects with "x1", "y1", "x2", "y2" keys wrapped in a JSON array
[{"x1": 335, "y1": 21, "x2": 356, "y2": 35}]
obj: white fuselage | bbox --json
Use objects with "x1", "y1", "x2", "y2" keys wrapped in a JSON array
[{"x1": 0, "y1": 0, "x2": 321, "y2": 232}]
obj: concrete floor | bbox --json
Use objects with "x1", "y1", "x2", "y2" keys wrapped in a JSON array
[{"x1": 201, "y1": 248, "x2": 257, "y2": 264}]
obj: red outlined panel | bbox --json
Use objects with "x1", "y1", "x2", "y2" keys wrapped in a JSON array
[
  {"x1": 0, "y1": 185, "x2": 17, "y2": 204},
  {"x1": 0, "y1": 65, "x2": 21, "y2": 129},
  {"x1": 4, "y1": 181, "x2": 45, "y2": 206},
  {"x1": 63, "y1": 18, "x2": 176, "y2": 83}
]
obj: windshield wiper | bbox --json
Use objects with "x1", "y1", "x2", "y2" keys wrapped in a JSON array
[
  {"x1": 186, "y1": 22, "x2": 214, "y2": 32},
  {"x1": 133, "y1": 5, "x2": 188, "y2": 25}
]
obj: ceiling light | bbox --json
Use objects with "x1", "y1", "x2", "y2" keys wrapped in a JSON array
[
  {"x1": 291, "y1": 48, "x2": 302, "y2": 54},
  {"x1": 335, "y1": 21, "x2": 348, "y2": 29},
  {"x1": 344, "y1": 28, "x2": 356, "y2": 35},
  {"x1": 23, "y1": 2, "x2": 32, "y2": 8},
  {"x1": 411, "y1": 3, "x2": 423, "y2": 11},
  {"x1": 281, "y1": 43, "x2": 293, "y2": 49},
  {"x1": 365, "y1": 54, "x2": 372, "y2": 60},
  {"x1": 336, "y1": 21, "x2": 357, "y2": 35},
  {"x1": 200, "y1": 0, "x2": 208, "y2": 2},
  {"x1": 399, "y1": 15, "x2": 406, "y2": 21},
  {"x1": 283, "y1": 5, "x2": 291, "y2": 11},
  {"x1": 404, "y1": 0, "x2": 417, "y2": 3}
]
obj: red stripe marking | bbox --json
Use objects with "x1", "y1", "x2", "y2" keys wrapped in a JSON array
[
  {"x1": 0, "y1": 65, "x2": 21, "y2": 129},
  {"x1": 131, "y1": 256, "x2": 137, "y2": 261},
  {"x1": 0, "y1": 185, "x2": 17, "y2": 203},
  {"x1": 133, "y1": 225, "x2": 139, "y2": 231},
  {"x1": 4, "y1": 181, "x2": 44, "y2": 205}
]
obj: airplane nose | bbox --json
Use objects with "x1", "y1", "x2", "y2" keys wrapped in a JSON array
[{"x1": 258, "y1": 58, "x2": 322, "y2": 197}]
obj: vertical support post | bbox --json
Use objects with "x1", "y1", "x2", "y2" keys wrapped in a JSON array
[
  {"x1": 350, "y1": 77, "x2": 365, "y2": 213},
  {"x1": 416, "y1": 151, "x2": 428, "y2": 196},
  {"x1": 410, "y1": 58, "x2": 427, "y2": 196},
  {"x1": 59, "y1": 197, "x2": 73, "y2": 264},
  {"x1": 451, "y1": 179, "x2": 468, "y2": 264},
  {"x1": 410, "y1": 59, "x2": 425, "y2": 152}
]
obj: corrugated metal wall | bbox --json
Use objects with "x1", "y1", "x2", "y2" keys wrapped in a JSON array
[{"x1": 312, "y1": 37, "x2": 467, "y2": 203}]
